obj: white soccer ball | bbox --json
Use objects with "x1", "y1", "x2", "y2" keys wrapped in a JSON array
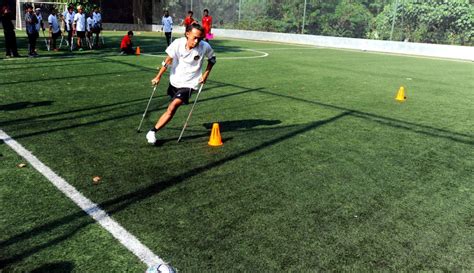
[{"x1": 146, "y1": 263, "x2": 176, "y2": 273}]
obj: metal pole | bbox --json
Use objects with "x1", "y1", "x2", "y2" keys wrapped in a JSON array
[
  {"x1": 301, "y1": 0, "x2": 307, "y2": 34},
  {"x1": 177, "y1": 84, "x2": 204, "y2": 143},
  {"x1": 389, "y1": 0, "x2": 399, "y2": 41},
  {"x1": 16, "y1": 0, "x2": 22, "y2": 30},
  {"x1": 191, "y1": 0, "x2": 193, "y2": 11}
]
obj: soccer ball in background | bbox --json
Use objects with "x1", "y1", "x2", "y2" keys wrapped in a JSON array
[{"x1": 146, "y1": 263, "x2": 176, "y2": 273}]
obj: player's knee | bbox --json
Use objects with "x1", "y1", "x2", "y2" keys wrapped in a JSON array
[{"x1": 167, "y1": 101, "x2": 182, "y2": 116}]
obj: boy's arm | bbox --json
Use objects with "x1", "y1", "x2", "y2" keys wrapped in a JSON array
[
  {"x1": 151, "y1": 56, "x2": 173, "y2": 85},
  {"x1": 200, "y1": 57, "x2": 216, "y2": 84}
]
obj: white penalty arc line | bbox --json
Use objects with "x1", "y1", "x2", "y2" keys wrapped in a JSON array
[
  {"x1": 0, "y1": 129, "x2": 164, "y2": 268},
  {"x1": 142, "y1": 48, "x2": 269, "y2": 60}
]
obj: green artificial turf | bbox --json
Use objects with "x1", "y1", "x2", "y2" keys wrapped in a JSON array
[{"x1": 1, "y1": 30, "x2": 473, "y2": 271}]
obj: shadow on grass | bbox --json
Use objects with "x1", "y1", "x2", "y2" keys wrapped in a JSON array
[
  {"x1": 0, "y1": 101, "x2": 54, "y2": 111},
  {"x1": 0, "y1": 69, "x2": 141, "y2": 86},
  {"x1": 154, "y1": 119, "x2": 280, "y2": 145},
  {"x1": 7, "y1": 87, "x2": 264, "y2": 140},
  {"x1": 63, "y1": 57, "x2": 472, "y2": 144},
  {"x1": 0, "y1": 112, "x2": 347, "y2": 268},
  {"x1": 0, "y1": 60, "x2": 102, "y2": 71},
  {"x1": 203, "y1": 119, "x2": 282, "y2": 130},
  {"x1": 31, "y1": 261, "x2": 74, "y2": 273},
  {"x1": 1, "y1": 80, "x2": 472, "y2": 266},
  {"x1": 212, "y1": 80, "x2": 474, "y2": 145},
  {"x1": 0, "y1": 97, "x2": 164, "y2": 127}
]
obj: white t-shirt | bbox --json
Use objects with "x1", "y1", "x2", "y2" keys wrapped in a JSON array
[
  {"x1": 87, "y1": 17, "x2": 93, "y2": 32},
  {"x1": 162, "y1": 16, "x2": 173, "y2": 33},
  {"x1": 165, "y1": 37, "x2": 215, "y2": 89},
  {"x1": 35, "y1": 14, "x2": 42, "y2": 32},
  {"x1": 74, "y1": 13, "x2": 86, "y2": 31},
  {"x1": 48, "y1": 14, "x2": 60, "y2": 33},
  {"x1": 93, "y1": 12, "x2": 102, "y2": 25},
  {"x1": 64, "y1": 11, "x2": 75, "y2": 31}
]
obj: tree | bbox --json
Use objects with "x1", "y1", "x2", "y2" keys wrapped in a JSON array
[
  {"x1": 133, "y1": 0, "x2": 145, "y2": 24},
  {"x1": 322, "y1": 0, "x2": 373, "y2": 38},
  {"x1": 370, "y1": 0, "x2": 473, "y2": 45}
]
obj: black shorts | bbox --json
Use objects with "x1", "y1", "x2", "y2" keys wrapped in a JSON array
[
  {"x1": 52, "y1": 31, "x2": 61, "y2": 39},
  {"x1": 77, "y1": 31, "x2": 85, "y2": 38},
  {"x1": 167, "y1": 84, "x2": 195, "y2": 105}
]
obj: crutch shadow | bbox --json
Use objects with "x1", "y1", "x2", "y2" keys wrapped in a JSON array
[
  {"x1": 153, "y1": 135, "x2": 235, "y2": 147},
  {"x1": 152, "y1": 119, "x2": 282, "y2": 146}
]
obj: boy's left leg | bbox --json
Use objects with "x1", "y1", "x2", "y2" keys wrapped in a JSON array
[
  {"x1": 165, "y1": 32, "x2": 171, "y2": 46},
  {"x1": 146, "y1": 98, "x2": 183, "y2": 144}
]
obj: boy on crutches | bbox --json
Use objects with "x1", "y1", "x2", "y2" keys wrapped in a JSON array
[{"x1": 146, "y1": 23, "x2": 216, "y2": 145}]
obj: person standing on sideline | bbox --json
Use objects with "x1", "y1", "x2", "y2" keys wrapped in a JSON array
[
  {"x1": 63, "y1": 5, "x2": 75, "y2": 49},
  {"x1": 161, "y1": 10, "x2": 173, "y2": 46},
  {"x1": 201, "y1": 9, "x2": 212, "y2": 42},
  {"x1": 146, "y1": 23, "x2": 216, "y2": 145},
  {"x1": 73, "y1": 5, "x2": 86, "y2": 50},
  {"x1": 182, "y1": 10, "x2": 196, "y2": 29},
  {"x1": 48, "y1": 8, "x2": 61, "y2": 51},
  {"x1": 25, "y1": 4, "x2": 39, "y2": 57},
  {"x1": 120, "y1": 31, "x2": 135, "y2": 55},
  {"x1": 35, "y1": 8, "x2": 45, "y2": 33},
  {"x1": 1, "y1": 6, "x2": 20, "y2": 57},
  {"x1": 92, "y1": 7, "x2": 102, "y2": 47},
  {"x1": 86, "y1": 11, "x2": 94, "y2": 48}
]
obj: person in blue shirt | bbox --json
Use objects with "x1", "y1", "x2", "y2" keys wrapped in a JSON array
[{"x1": 24, "y1": 4, "x2": 39, "y2": 57}]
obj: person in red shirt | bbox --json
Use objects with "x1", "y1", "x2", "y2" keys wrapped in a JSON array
[
  {"x1": 182, "y1": 11, "x2": 196, "y2": 28},
  {"x1": 120, "y1": 30, "x2": 134, "y2": 55},
  {"x1": 202, "y1": 9, "x2": 212, "y2": 42}
]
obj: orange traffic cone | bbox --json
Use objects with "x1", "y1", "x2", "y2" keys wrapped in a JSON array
[
  {"x1": 208, "y1": 123, "x2": 223, "y2": 147},
  {"x1": 395, "y1": 86, "x2": 406, "y2": 102},
  {"x1": 136, "y1": 46, "x2": 141, "y2": 55}
]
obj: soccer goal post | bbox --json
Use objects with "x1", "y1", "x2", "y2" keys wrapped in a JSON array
[{"x1": 15, "y1": 0, "x2": 68, "y2": 30}]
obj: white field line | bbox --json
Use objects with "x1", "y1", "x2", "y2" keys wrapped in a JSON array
[
  {"x1": 142, "y1": 48, "x2": 269, "y2": 60},
  {"x1": 0, "y1": 129, "x2": 164, "y2": 268}
]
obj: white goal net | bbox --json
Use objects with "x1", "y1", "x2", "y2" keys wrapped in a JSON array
[{"x1": 15, "y1": 0, "x2": 67, "y2": 30}]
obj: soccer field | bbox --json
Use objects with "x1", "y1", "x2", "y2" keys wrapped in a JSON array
[{"x1": 1, "y1": 31, "x2": 473, "y2": 272}]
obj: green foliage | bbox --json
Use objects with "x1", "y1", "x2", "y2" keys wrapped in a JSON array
[
  {"x1": 321, "y1": 0, "x2": 373, "y2": 38},
  {"x1": 217, "y1": 0, "x2": 472, "y2": 45},
  {"x1": 59, "y1": 0, "x2": 96, "y2": 14},
  {"x1": 370, "y1": 0, "x2": 473, "y2": 45}
]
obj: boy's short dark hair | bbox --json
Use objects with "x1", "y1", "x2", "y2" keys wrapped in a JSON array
[
  {"x1": 128, "y1": 31, "x2": 134, "y2": 36},
  {"x1": 24, "y1": 4, "x2": 33, "y2": 9},
  {"x1": 203, "y1": 9, "x2": 209, "y2": 13},
  {"x1": 185, "y1": 23, "x2": 204, "y2": 34},
  {"x1": 188, "y1": 10, "x2": 193, "y2": 15}
]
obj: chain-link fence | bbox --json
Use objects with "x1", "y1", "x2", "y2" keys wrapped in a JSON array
[{"x1": 134, "y1": 0, "x2": 474, "y2": 45}]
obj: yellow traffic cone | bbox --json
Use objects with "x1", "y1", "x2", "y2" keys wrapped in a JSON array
[
  {"x1": 136, "y1": 46, "x2": 141, "y2": 55},
  {"x1": 395, "y1": 86, "x2": 406, "y2": 102},
  {"x1": 208, "y1": 123, "x2": 223, "y2": 147}
]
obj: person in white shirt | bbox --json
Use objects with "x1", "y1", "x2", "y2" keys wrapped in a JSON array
[
  {"x1": 161, "y1": 10, "x2": 173, "y2": 46},
  {"x1": 73, "y1": 5, "x2": 86, "y2": 50},
  {"x1": 92, "y1": 7, "x2": 102, "y2": 47},
  {"x1": 34, "y1": 8, "x2": 44, "y2": 33},
  {"x1": 63, "y1": 6, "x2": 75, "y2": 49},
  {"x1": 86, "y1": 12, "x2": 94, "y2": 47},
  {"x1": 146, "y1": 23, "x2": 216, "y2": 145},
  {"x1": 48, "y1": 8, "x2": 61, "y2": 51}
]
